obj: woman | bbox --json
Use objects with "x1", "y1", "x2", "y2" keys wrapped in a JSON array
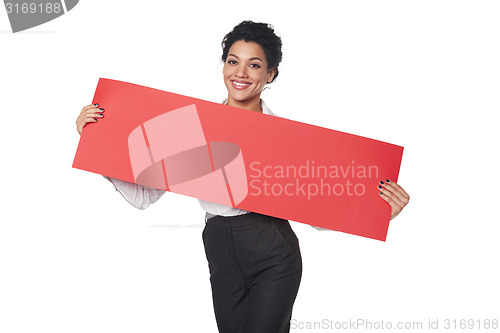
[{"x1": 75, "y1": 21, "x2": 409, "y2": 333}]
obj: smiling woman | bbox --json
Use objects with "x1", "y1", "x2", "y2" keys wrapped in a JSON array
[
  {"x1": 74, "y1": 19, "x2": 409, "y2": 333},
  {"x1": 221, "y1": 20, "x2": 282, "y2": 113}
]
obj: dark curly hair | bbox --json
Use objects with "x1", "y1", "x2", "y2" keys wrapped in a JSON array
[{"x1": 221, "y1": 20, "x2": 282, "y2": 83}]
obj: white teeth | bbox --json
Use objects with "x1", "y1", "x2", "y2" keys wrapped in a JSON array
[{"x1": 233, "y1": 81, "x2": 250, "y2": 86}]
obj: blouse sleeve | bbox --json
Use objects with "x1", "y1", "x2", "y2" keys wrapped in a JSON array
[
  {"x1": 103, "y1": 176, "x2": 166, "y2": 210},
  {"x1": 310, "y1": 225, "x2": 332, "y2": 231}
]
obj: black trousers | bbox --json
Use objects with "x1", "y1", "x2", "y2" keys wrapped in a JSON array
[{"x1": 202, "y1": 212, "x2": 302, "y2": 333}]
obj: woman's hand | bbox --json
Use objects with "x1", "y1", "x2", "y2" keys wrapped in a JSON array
[
  {"x1": 378, "y1": 179, "x2": 410, "y2": 220},
  {"x1": 75, "y1": 103, "x2": 104, "y2": 135}
]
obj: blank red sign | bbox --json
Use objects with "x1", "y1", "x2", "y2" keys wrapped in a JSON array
[{"x1": 73, "y1": 78, "x2": 404, "y2": 241}]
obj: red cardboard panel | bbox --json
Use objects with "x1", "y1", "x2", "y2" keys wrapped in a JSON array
[{"x1": 73, "y1": 78, "x2": 404, "y2": 241}]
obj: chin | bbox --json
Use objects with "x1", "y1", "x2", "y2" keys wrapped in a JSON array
[
  {"x1": 230, "y1": 89, "x2": 260, "y2": 102},
  {"x1": 229, "y1": 92, "x2": 251, "y2": 102}
]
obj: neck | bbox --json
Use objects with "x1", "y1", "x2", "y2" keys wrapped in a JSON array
[{"x1": 226, "y1": 96, "x2": 263, "y2": 113}]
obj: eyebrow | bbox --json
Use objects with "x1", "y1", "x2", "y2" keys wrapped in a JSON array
[{"x1": 228, "y1": 54, "x2": 263, "y2": 62}]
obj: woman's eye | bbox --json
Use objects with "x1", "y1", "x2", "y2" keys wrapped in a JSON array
[
  {"x1": 228, "y1": 60, "x2": 237, "y2": 65},
  {"x1": 250, "y1": 63, "x2": 261, "y2": 68}
]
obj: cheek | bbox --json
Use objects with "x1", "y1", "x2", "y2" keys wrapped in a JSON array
[
  {"x1": 222, "y1": 65, "x2": 233, "y2": 77},
  {"x1": 257, "y1": 73, "x2": 270, "y2": 85}
]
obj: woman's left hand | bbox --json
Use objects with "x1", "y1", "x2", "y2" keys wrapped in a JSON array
[{"x1": 378, "y1": 180, "x2": 410, "y2": 220}]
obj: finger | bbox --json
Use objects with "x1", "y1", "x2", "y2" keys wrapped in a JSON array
[
  {"x1": 76, "y1": 114, "x2": 102, "y2": 134},
  {"x1": 81, "y1": 106, "x2": 104, "y2": 117},
  {"x1": 76, "y1": 107, "x2": 104, "y2": 125},
  {"x1": 382, "y1": 183, "x2": 407, "y2": 204},
  {"x1": 380, "y1": 180, "x2": 410, "y2": 205},
  {"x1": 82, "y1": 103, "x2": 100, "y2": 112},
  {"x1": 76, "y1": 112, "x2": 104, "y2": 128},
  {"x1": 385, "y1": 180, "x2": 410, "y2": 200},
  {"x1": 76, "y1": 118, "x2": 97, "y2": 134},
  {"x1": 86, "y1": 110, "x2": 105, "y2": 119},
  {"x1": 77, "y1": 115, "x2": 98, "y2": 127},
  {"x1": 77, "y1": 103, "x2": 102, "y2": 116},
  {"x1": 378, "y1": 191, "x2": 403, "y2": 219},
  {"x1": 78, "y1": 103, "x2": 99, "y2": 118},
  {"x1": 378, "y1": 190, "x2": 401, "y2": 211},
  {"x1": 378, "y1": 182, "x2": 405, "y2": 207}
]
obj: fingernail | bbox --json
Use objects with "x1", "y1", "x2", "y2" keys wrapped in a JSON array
[
  {"x1": 378, "y1": 185, "x2": 382, "y2": 189},
  {"x1": 93, "y1": 103, "x2": 98, "y2": 106},
  {"x1": 386, "y1": 179, "x2": 390, "y2": 183},
  {"x1": 99, "y1": 108, "x2": 104, "y2": 111},
  {"x1": 379, "y1": 181, "x2": 384, "y2": 185},
  {"x1": 98, "y1": 113, "x2": 104, "y2": 116},
  {"x1": 379, "y1": 192, "x2": 383, "y2": 195}
]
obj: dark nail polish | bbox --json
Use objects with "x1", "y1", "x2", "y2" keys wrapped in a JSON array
[
  {"x1": 379, "y1": 192, "x2": 383, "y2": 195},
  {"x1": 98, "y1": 113, "x2": 103, "y2": 116},
  {"x1": 379, "y1": 181, "x2": 384, "y2": 185},
  {"x1": 386, "y1": 179, "x2": 390, "y2": 183},
  {"x1": 99, "y1": 108, "x2": 104, "y2": 111},
  {"x1": 93, "y1": 103, "x2": 98, "y2": 106},
  {"x1": 378, "y1": 185, "x2": 382, "y2": 189}
]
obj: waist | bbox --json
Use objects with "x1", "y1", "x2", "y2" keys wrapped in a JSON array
[
  {"x1": 205, "y1": 211, "x2": 288, "y2": 228},
  {"x1": 205, "y1": 210, "x2": 250, "y2": 221}
]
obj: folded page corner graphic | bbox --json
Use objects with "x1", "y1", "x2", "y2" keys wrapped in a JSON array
[
  {"x1": 73, "y1": 78, "x2": 404, "y2": 241},
  {"x1": 5, "y1": 0, "x2": 80, "y2": 33},
  {"x1": 128, "y1": 103, "x2": 248, "y2": 207}
]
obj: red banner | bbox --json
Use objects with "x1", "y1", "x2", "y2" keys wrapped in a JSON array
[{"x1": 73, "y1": 78, "x2": 404, "y2": 241}]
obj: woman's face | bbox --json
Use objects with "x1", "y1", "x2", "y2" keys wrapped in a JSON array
[{"x1": 223, "y1": 40, "x2": 275, "y2": 107}]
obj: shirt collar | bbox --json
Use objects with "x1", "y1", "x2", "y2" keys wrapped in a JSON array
[{"x1": 221, "y1": 98, "x2": 276, "y2": 116}]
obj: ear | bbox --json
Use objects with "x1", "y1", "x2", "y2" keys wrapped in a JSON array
[{"x1": 267, "y1": 68, "x2": 276, "y2": 83}]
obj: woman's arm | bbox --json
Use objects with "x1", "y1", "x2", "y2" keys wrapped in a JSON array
[{"x1": 103, "y1": 176, "x2": 165, "y2": 210}]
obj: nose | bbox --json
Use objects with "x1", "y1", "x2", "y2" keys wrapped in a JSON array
[{"x1": 235, "y1": 65, "x2": 248, "y2": 78}]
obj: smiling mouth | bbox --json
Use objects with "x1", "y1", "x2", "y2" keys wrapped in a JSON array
[{"x1": 231, "y1": 81, "x2": 251, "y2": 90}]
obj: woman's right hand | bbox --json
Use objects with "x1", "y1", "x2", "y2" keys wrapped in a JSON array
[{"x1": 75, "y1": 103, "x2": 104, "y2": 136}]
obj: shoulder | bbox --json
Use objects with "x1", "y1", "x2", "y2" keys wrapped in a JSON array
[{"x1": 261, "y1": 99, "x2": 282, "y2": 118}]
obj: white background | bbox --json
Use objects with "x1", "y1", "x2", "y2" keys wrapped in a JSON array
[{"x1": 1, "y1": 1, "x2": 499, "y2": 332}]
